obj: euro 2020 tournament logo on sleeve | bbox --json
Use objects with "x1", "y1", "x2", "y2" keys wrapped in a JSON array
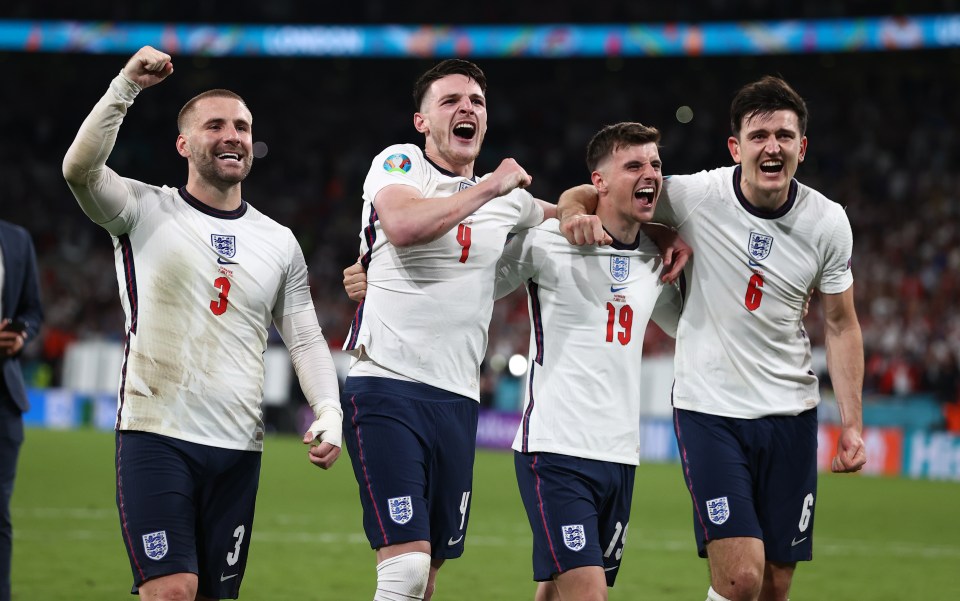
[
  {"x1": 610, "y1": 256, "x2": 630, "y2": 282},
  {"x1": 388, "y1": 495, "x2": 413, "y2": 524},
  {"x1": 383, "y1": 153, "x2": 412, "y2": 174},
  {"x1": 142, "y1": 530, "x2": 169, "y2": 560},
  {"x1": 748, "y1": 231, "x2": 774, "y2": 261}
]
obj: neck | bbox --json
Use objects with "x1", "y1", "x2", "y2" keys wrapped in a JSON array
[
  {"x1": 596, "y1": 198, "x2": 640, "y2": 244},
  {"x1": 424, "y1": 148, "x2": 474, "y2": 178},
  {"x1": 739, "y1": 178, "x2": 789, "y2": 212},
  {"x1": 185, "y1": 177, "x2": 242, "y2": 211}
]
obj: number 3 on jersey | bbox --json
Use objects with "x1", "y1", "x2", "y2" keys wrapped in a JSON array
[{"x1": 211, "y1": 276, "x2": 231, "y2": 315}]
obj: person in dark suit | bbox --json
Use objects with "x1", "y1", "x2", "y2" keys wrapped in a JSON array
[{"x1": 0, "y1": 219, "x2": 43, "y2": 601}]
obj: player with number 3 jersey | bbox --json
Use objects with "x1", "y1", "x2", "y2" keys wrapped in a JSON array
[{"x1": 63, "y1": 46, "x2": 342, "y2": 600}]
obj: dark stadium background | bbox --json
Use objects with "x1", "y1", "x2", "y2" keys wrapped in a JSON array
[{"x1": 2, "y1": 1, "x2": 958, "y2": 420}]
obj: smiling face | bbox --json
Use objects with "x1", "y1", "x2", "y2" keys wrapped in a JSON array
[
  {"x1": 728, "y1": 109, "x2": 807, "y2": 210},
  {"x1": 177, "y1": 95, "x2": 254, "y2": 189},
  {"x1": 414, "y1": 73, "x2": 487, "y2": 176}
]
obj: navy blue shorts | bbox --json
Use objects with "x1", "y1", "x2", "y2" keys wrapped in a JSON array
[
  {"x1": 514, "y1": 451, "x2": 635, "y2": 586},
  {"x1": 115, "y1": 430, "x2": 261, "y2": 599},
  {"x1": 342, "y1": 376, "x2": 478, "y2": 560},
  {"x1": 673, "y1": 408, "x2": 818, "y2": 562}
]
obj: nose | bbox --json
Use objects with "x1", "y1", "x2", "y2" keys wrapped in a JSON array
[
  {"x1": 764, "y1": 138, "x2": 781, "y2": 154},
  {"x1": 456, "y1": 96, "x2": 474, "y2": 114}
]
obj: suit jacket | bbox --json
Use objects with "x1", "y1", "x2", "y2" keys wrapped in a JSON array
[{"x1": 0, "y1": 220, "x2": 43, "y2": 412}]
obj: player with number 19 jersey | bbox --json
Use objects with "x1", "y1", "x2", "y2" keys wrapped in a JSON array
[
  {"x1": 104, "y1": 182, "x2": 314, "y2": 452},
  {"x1": 495, "y1": 221, "x2": 681, "y2": 465},
  {"x1": 657, "y1": 165, "x2": 853, "y2": 419},
  {"x1": 344, "y1": 143, "x2": 544, "y2": 399}
]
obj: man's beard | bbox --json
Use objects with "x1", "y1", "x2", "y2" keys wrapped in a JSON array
[{"x1": 193, "y1": 152, "x2": 253, "y2": 188}]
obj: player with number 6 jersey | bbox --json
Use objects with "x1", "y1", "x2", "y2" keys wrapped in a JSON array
[{"x1": 657, "y1": 164, "x2": 852, "y2": 419}]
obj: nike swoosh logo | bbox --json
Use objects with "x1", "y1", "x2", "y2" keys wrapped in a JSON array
[
  {"x1": 220, "y1": 573, "x2": 238, "y2": 582},
  {"x1": 217, "y1": 257, "x2": 238, "y2": 265},
  {"x1": 610, "y1": 286, "x2": 627, "y2": 293},
  {"x1": 447, "y1": 535, "x2": 464, "y2": 546},
  {"x1": 791, "y1": 536, "x2": 808, "y2": 546},
  {"x1": 604, "y1": 566, "x2": 619, "y2": 572}
]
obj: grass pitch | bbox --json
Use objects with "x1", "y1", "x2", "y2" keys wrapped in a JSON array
[{"x1": 12, "y1": 428, "x2": 960, "y2": 599}]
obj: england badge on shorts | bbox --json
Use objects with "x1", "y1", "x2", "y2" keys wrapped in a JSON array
[
  {"x1": 706, "y1": 496, "x2": 730, "y2": 525},
  {"x1": 387, "y1": 496, "x2": 413, "y2": 525},
  {"x1": 142, "y1": 530, "x2": 169, "y2": 560},
  {"x1": 561, "y1": 524, "x2": 586, "y2": 552}
]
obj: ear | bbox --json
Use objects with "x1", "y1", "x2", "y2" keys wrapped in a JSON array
[
  {"x1": 727, "y1": 135, "x2": 742, "y2": 164},
  {"x1": 176, "y1": 134, "x2": 190, "y2": 158},
  {"x1": 413, "y1": 112, "x2": 428, "y2": 134},
  {"x1": 798, "y1": 136, "x2": 808, "y2": 163},
  {"x1": 590, "y1": 170, "x2": 606, "y2": 192}
]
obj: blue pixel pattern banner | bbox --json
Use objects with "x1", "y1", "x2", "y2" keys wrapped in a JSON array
[{"x1": 0, "y1": 15, "x2": 959, "y2": 57}]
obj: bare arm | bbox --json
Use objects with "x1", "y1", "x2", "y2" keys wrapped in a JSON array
[
  {"x1": 63, "y1": 46, "x2": 174, "y2": 224},
  {"x1": 556, "y1": 184, "x2": 612, "y2": 246},
  {"x1": 822, "y1": 286, "x2": 866, "y2": 473},
  {"x1": 377, "y1": 158, "x2": 532, "y2": 247}
]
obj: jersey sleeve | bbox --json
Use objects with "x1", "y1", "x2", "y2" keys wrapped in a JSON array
[
  {"x1": 363, "y1": 145, "x2": 428, "y2": 202},
  {"x1": 510, "y1": 188, "x2": 546, "y2": 233},
  {"x1": 63, "y1": 73, "x2": 147, "y2": 235},
  {"x1": 494, "y1": 227, "x2": 542, "y2": 300},
  {"x1": 273, "y1": 231, "x2": 316, "y2": 320},
  {"x1": 655, "y1": 171, "x2": 713, "y2": 228},
  {"x1": 817, "y1": 205, "x2": 855, "y2": 295},
  {"x1": 650, "y1": 280, "x2": 682, "y2": 338}
]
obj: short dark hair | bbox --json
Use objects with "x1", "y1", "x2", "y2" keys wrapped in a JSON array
[
  {"x1": 730, "y1": 76, "x2": 808, "y2": 137},
  {"x1": 177, "y1": 89, "x2": 249, "y2": 133},
  {"x1": 412, "y1": 59, "x2": 487, "y2": 111},
  {"x1": 585, "y1": 122, "x2": 661, "y2": 171}
]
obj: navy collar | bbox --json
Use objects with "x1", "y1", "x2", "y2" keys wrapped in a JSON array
[
  {"x1": 178, "y1": 187, "x2": 247, "y2": 219},
  {"x1": 424, "y1": 153, "x2": 477, "y2": 182},
  {"x1": 604, "y1": 227, "x2": 641, "y2": 250}
]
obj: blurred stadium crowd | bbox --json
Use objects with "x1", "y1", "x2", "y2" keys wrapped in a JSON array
[{"x1": 1, "y1": 17, "x2": 958, "y2": 411}]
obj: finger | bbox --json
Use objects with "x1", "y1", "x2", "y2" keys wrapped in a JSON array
[
  {"x1": 599, "y1": 232, "x2": 613, "y2": 247},
  {"x1": 302, "y1": 431, "x2": 315, "y2": 445}
]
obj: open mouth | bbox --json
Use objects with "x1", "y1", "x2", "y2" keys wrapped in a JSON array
[
  {"x1": 217, "y1": 152, "x2": 242, "y2": 162},
  {"x1": 634, "y1": 186, "x2": 656, "y2": 205},
  {"x1": 759, "y1": 160, "x2": 784, "y2": 174},
  {"x1": 452, "y1": 122, "x2": 476, "y2": 140}
]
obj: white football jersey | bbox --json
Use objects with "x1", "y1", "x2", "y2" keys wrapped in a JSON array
[
  {"x1": 101, "y1": 183, "x2": 314, "y2": 451},
  {"x1": 343, "y1": 144, "x2": 544, "y2": 400},
  {"x1": 656, "y1": 165, "x2": 854, "y2": 418},
  {"x1": 496, "y1": 220, "x2": 681, "y2": 465}
]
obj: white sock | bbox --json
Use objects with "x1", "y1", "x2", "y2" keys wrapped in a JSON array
[
  {"x1": 706, "y1": 586, "x2": 733, "y2": 601},
  {"x1": 373, "y1": 552, "x2": 431, "y2": 601}
]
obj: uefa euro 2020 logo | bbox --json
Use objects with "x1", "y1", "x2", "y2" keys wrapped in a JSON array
[{"x1": 383, "y1": 153, "x2": 412, "y2": 174}]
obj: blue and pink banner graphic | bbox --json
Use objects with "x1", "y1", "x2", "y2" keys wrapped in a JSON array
[{"x1": 1, "y1": 15, "x2": 959, "y2": 57}]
